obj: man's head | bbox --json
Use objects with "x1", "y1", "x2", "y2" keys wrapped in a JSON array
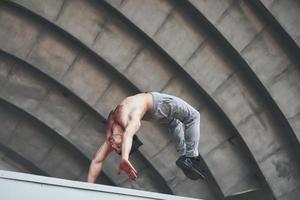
[
  {"x1": 108, "y1": 135, "x2": 121, "y2": 152},
  {"x1": 109, "y1": 122, "x2": 123, "y2": 154},
  {"x1": 108, "y1": 121, "x2": 143, "y2": 155}
]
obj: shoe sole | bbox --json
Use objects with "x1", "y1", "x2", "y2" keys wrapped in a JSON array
[
  {"x1": 176, "y1": 160, "x2": 205, "y2": 180},
  {"x1": 190, "y1": 160, "x2": 207, "y2": 180}
]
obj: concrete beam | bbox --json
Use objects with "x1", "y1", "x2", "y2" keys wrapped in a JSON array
[
  {"x1": 260, "y1": 0, "x2": 300, "y2": 47},
  {"x1": 0, "y1": 1, "x2": 209, "y2": 197},
  {"x1": 103, "y1": 0, "x2": 264, "y2": 197},
  {"x1": 0, "y1": 51, "x2": 172, "y2": 193},
  {"x1": 0, "y1": 170, "x2": 201, "y2": 200},
  {"x1": 0, "y1": 143, "x2": 45, "y2": 175},
  {"x1": 0, "y1": 99, "x2": 112, "y2": 185}
]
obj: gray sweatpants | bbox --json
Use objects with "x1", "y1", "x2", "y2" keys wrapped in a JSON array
[{"x1": 148, "y1": 92, "x2": 200, "y2": 157}]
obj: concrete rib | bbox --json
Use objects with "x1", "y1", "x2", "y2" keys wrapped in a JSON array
[
  {"x1": 177, "y1": 0, "x2": 300, "y2": 198},
  {"x1": 255, "y1": 0, "x2": 300, "y2": 49},
  {"x1": 0, "y1": 98, "x2": 114, "y2": 185},
  {"x1": 3, "y1": 0, "x2": 272, "y2": 198},
  {"x1": 0, "y1": 2, "x2": 170, "y2": 193},
  {"x1": 103, "y1": 0, "x2": 296, "y2": 198},
  {"x1": 0, "y1": 142, "x2": 47, "y2": 176},
  {"x1": 0, "y1": 0, "x2": 218, "y2": 198},
  {"x1": 0, "y1": 49, "x2": 171, "y2": 193},
  {"x1": 0, "y1": 1, "x2": 220, "y2": 198},
  {"x1": 100, "y1": 0, "x2": 268, "y2": 197}
]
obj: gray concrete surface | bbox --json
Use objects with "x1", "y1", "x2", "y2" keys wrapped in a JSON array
[
  {"x1": 27, "y1": 31, "x2": 79, "y2": 80},
  {"x1": 188, "y1": 0, "x2": 300, "y2": 144},
  {"x1": 260, "y1": 0, "x2": 300, "y2": 47},
  {"x1": 114, "y1": 0, "x2": 173, "y2": 37},
  {"x1": 0, "y1": 170, "x2": 200, "y2": 200},
  {"x1": 104, "y1": 0, "x2": 268, "y2": 197},
  {"x1": 0, "y1": 1, "x2": 225, "y2": 198},
  {"x1": 0, "y1": 52, "x2": 169, "y2": 193},
  {"x1": 11, "y1": 0, "x2": 64, "y2": 21},
  {"x1": 0, "y1": 101, "x2": 87, "y2": 181},
  {"x1": 56, "y1": 0, "x2": 106, "y2": 46},
  {"x1": 153, "y1": 10, "x2": 205, "y2": 66},
  {"x1": 185, "y1": 1, "x2": 300, "y2": 199},
  {"x1": 0, "y1": 147, "x2": 31, "y2": 173},
  {"x1": 189, "y1": 0, "x2": 234, "y2": 25}
]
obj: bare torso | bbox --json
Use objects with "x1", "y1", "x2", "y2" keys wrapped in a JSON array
[
  {"x1": 111, "y1": 93, "x2": 153, "y2": 132},
  {"x1": 113, "y1": 93, "x2": 153, "y2": 125}
]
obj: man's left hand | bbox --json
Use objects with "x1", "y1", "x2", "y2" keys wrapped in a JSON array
[{"x1": 118, "y1": 158, "x2": 137, "y2": 180}]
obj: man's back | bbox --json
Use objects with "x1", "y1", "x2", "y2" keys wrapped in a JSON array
[{"x1": 113, "y1": 93, "x2": 153, "y2": 127}]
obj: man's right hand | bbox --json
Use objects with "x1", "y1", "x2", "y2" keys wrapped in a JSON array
[{"x1": 118, "y1": 158, "x2": 137, "y2": 180}]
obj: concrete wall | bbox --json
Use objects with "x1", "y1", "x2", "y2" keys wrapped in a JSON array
[{"x1": 0, "y1": 170, "x2": 199, "y2": 200}]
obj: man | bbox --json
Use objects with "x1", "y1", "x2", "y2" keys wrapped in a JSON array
[{"x1": 87, "y1": 92, "x2": 206, "y2": 183}]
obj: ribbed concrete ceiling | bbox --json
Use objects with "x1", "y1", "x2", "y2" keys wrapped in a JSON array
[{"x1": 0, "y1": 0, "x2": 299, "y2": 199}]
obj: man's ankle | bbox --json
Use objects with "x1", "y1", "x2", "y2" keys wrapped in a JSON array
[{"x1": 187, "y1": 154, "x2": 201, "y2": 160}]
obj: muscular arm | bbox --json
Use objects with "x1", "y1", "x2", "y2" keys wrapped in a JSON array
[
  {"x1": 87, "y1": 112, "x2": 114, "y2": 183},
  {"x1": 116, "y1": 117, "x2": 140, "y2": 180},
  {"x1": 106, "y1": 111, "x2": 114, "y2": 139},
  {"x1": 121, "y1": 118, "x2": 141, "y2": 160},
  {"x1": 87, "y1": 141, "x2": 113, "y2": 183}
]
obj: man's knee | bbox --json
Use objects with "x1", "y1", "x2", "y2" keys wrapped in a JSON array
[
  {"x1": 190, "y1": 109, "x2": 200, "y2": 121},
  {"x1": 193, "y1": 110, "x2": 200, "y2": 121}
]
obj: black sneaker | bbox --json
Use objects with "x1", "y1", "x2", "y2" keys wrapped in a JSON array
[
  {"x1": 176, "y1": 156, "x2": 203, "y2": 180},
  {"x1": 188, "y1": 155, "x2": 207, "y2": 180}
]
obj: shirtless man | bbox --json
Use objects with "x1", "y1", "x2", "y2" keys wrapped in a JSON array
[{"x1": 87, "y1": 92, "x2": 206, "y2": 183}]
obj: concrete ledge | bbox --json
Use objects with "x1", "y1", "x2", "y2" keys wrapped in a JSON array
[{"x1": 0, "y1": 170, "x2": 200, "y2": 200}]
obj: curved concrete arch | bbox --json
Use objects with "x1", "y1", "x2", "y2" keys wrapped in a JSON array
[
  {"x1": 0, "y1": 1, "x2": 220, "y2": 198},
  {"x1": 255, "y1": 0, "x2": 300, "y2": 49},
  {"x1": 1, "y1": 0, "x2": 172, "y2": 161},
  {"x1": 0, "y1": 99, "x2": 113, "y2": 185},
  {"x1": 0, "y1": 53, "x2": 115, "y2": 184},
  {"x1": 186, "y1": 0, "x2": 300, "y2": 143},
  {"x1": 249, "y1": 0, "x2": 300, "y2": 64},
  {"x1": 0, "y1": 1, "x2": 170, "y2": 193},
  {"x1": 0, "y1": 32, "x2": 174, "y2": 200},
  {"x1": 99, "y1": 0, "x2": 300, "y2": 198},
  {"x1": 0, "y1": 143, "x2": 46, "y2": 175},
  {"x1": 31, "y1": 1, "x2": 264, "y2": 198},
  {"x1": 174, "y1": 0, "x2": 300, "y2": 199},
  {"x1": 0, "y1": 1, "x2": 299, "y2": 198},
  {"x1": 96, "y1": 2, "x2": 272, "y2": 195},
  {"x1": 184, "y1": 1, "x2": 300, "y2": 144},
  {"x1": 0, "y1": 50, "x2": 172, "y2": 194},
  {"x1": 0, "y1": 0, "x2": 272, "y2": 198}
]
